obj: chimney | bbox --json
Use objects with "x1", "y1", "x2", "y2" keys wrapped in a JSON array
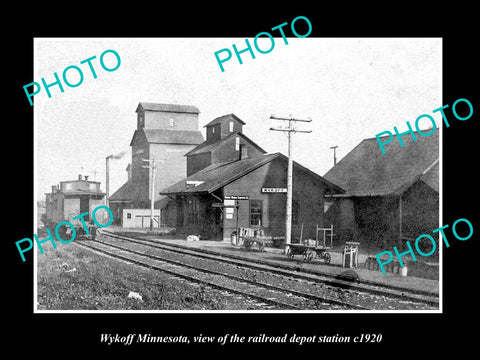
[
  {"x1": 126, "y1": 164, "x2": 131, "y2": 181},
  {"x1": 51, "y1": 185, "x2": 56, "y2": 193},
  {"x1": 78, "y1": 174, "x2": 82, "y2": 180},
  {"x1": 84, "y1": 175, "x2": 89, "y2": 181}
]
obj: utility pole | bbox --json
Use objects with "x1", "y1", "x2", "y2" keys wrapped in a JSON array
[
  {"x1": 142, "y1": 158, "x2": 165, "y2": 231},
  {"x1": 270, "y1": 115, "x2": 312, "y2": 253},
  {"x1": 330, "y1": 145, "x2": 338, "y2": 166}
]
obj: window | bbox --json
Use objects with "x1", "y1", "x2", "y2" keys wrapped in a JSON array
[
  {"x1": 235, "y1": 136, "x2": 240, "y2": 151},
  {"x1": 127, "y1": 213, "x2": 132, "y2": 219},
  {"x1": 292, "y1": 200, "x2": 299, "y2": 225},
  {"x1": 170, "y1": 118, "x2": 175, "y2": 127},
  {"x1": 229, "y1": 121, "x2": 234, "y2": 132},
  {"x1": 249, "y1": 200, "x2": 263, "y2": 226},
  {"x1": 212, "y1": 127, "x2": 215, "y2": 133}
]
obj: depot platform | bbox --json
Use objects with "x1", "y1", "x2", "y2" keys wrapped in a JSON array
[{"x1": 107, "y1": 228, "x2": 440, "y2": 297}]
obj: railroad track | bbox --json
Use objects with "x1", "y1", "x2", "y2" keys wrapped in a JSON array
[
  {"x1": 75, "y1": 238, "x2": 366, "y2": 310},
  {"x1": 77, "y1": 231, "x2": 439, "y2": 310},
  {"x1": 74, "y1": 240, "x2": 299, "y2": 310}
]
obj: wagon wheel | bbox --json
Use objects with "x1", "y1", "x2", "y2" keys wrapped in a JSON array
[
  {"x1": 324, "y1": 252, "x2": 332, "y2": 264},
  {"x1": 259, "y1": 241, "x2": 265, "y2": 252},
  {"x1": 302, "y1": 250, "x2": 309, "y2": 261},
  {"x1": 306, "y1": 251, "x2": 315, "y2": 263}
]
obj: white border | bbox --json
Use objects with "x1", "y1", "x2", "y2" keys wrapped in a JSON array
[{"x1": 33, "y1": 37, "x2": 443, "y2": 314}]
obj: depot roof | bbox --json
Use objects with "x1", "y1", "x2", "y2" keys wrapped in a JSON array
[
  {"x1": 160, "y1": 152, "x2": 345, "y2": 196},
  {"x1": 323, "y1": 131, "x2": 439, "y2": 197}
]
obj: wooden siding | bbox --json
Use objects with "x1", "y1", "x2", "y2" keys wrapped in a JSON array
[
  {"x1": 325, "y1": 181, "x2": 439, "y2": 249},
  {"x1": 170, "y1": 157, "x2": 328, "y2": 241},
  {"x1": 139, "y1": 109, "x2": 199, "y2": 131},
  {"x1": 211, "y1": 134, "x2": 264, "y2": 164},
  {"x1": 206, "y1": 124, "x2": 221, "y2": 142},
  {"x1": 401, "y1": 181, "x2": 439, "y2": 241},
  {"x1": 187, "y1": 152, "x2": 212, "y2": 176},
  {"x1": 219, "y1": 118, "x2": 243, "y2": 139},
  {"x1": 223, "y1": 157, "x2": 325, "y2": 241},
  {"x1": 150, "y1": 143, "x2": 194, "y2": 201}
]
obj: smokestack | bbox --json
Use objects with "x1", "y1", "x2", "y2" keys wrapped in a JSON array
[
  {"x1": 105, "y1": 151, "x2": 126, "y2": 207},
  {"x1": 106, "y1": 155, "x2": 112, "y2": 208},
  {"x1": 51, "y1": 185, "x2": 56, "y2": 193}
]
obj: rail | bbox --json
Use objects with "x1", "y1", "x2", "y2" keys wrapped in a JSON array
[{"x1": 90, "y1": 230, "x2": 439, "y2": 309}]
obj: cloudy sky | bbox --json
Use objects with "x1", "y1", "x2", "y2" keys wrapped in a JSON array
[{"x1": 34, "y1": 37, "x2": 441, "y2": 200}]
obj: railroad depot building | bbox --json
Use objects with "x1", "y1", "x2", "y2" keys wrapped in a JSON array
[
  {"x1": 160, "y1": 113, "x2": 344, "y2": 241},
  {"x1": 323, "y1": 130, "x2": 439, "y2": 250}
]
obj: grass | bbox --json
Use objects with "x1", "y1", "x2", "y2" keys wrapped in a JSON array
[{"x1": 36, "y1": 241, "x2": 230, "y2": 310}]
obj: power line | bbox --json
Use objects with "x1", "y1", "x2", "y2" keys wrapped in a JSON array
[
  {"x1": 142, "y1": 158, "x2": 165, "y2": 231},
  {"x1": 269, "y1": 115, "x2": 312, "y2": 251}
]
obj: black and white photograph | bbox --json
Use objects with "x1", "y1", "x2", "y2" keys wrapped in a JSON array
[
  {"x1": 8, "y1": 8, "x2": 478, "y2": 355},
  {"x1": 33, "y1": 37, "x2": 442, "y2": 313}
]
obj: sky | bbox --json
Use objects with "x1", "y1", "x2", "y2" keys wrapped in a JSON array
[{"x1": 34, "y1": 37, "x2": 442, "y2": 201}]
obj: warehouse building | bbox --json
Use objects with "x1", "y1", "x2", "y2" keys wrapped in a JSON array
[
  {"x1": 323, "y1": 130, "x2": 439, "y2": 250},
  {"x1": 160, "y1": 114, "x2": 344, "y2": 240}
]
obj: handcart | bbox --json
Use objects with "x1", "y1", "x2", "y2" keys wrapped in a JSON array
[
  {"x1": 239, "y1": 227, "x2": 269, "y2": 251},
  {"x1": 285, "y1": 224, "x2": 334, "y2": 265}
]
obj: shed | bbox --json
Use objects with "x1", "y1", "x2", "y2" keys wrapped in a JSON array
[{"x1": 323, "y1": 130, "x2": 439, "y2": 249}]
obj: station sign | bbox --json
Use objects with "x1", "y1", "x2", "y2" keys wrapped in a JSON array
[
  {"x1": 224, "y1": 195, "x2": 249, "y2": 200},
  {"x1": 261, "y1": 188, "x2": 287, "y2": 193}
]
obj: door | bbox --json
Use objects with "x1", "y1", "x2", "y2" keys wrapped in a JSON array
[
  {"x1": 176, "y1": 197, "x2": 184, "y2": 228},
  {"x1": 64, "y1": 198, "x2": 80, "y2": 223},
  {"x1": 80, "y1": 196, "x2": 90, "y2": 220}
]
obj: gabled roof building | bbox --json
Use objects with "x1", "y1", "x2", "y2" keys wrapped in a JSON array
[
  {"x1": 161, "y1": 114, "x2": 343, "y2": 240},
  {"x1": 323, "y1": 130, "x2": 439, "y2": 249},
  {"x1": 109, "y1": 102, "x2": 204, "y2": 225}
]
